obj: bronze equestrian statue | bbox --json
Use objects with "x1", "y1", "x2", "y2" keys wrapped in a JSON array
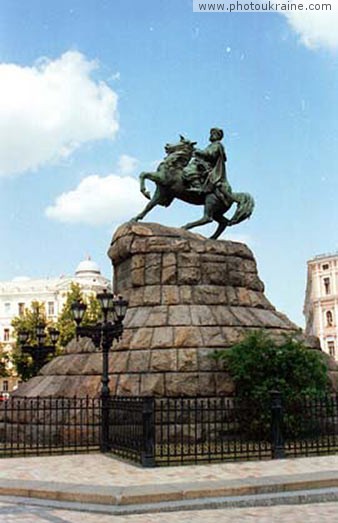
[{"x1": 130, "y1": 128, "x2": 254, "y2": 240}]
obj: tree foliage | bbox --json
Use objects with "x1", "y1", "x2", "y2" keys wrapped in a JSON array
[
  {"x1": 11, "y1": 301, "x2": 53, "y2": 381},
  {"x1": 56, "y1": 282, "x2": 102, "y2": 348},
  {"x1": 10, "y1": 285, "x2": 103, "y2": 381},
  {"x1": 213, "y1": 330, "x2": 330, "y2": 438},
  {"x1": 214, "y1": 330, "x2": 329, "y2": 400},
  {"x1": 0, "y1": 343, "x2": 10, "y2": 378}
]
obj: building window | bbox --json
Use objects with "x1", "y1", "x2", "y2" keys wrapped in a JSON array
[
  {"x1": 3, "y1": 380, "x2": 8, "y2": 392},
  {"x1": 322, "y1": 264, "x2": 329, "y2": 270},
  {"x1": 4, "y1": 302, "x2": 10, "y2": 314},
  {"x1": 3, "y1": 329, "x2": 10, "y2": 341},
  {"x1": 327, "y1": 341, "x2": 335, "y2": 358},
  {"x1": 48, "y1": 301, "x2": 55, "y2": 316},
  {"x1": 18, "y1": 302, "x2": 25, "y2": 316},
  {"x1": 326, "y1": 311, "x2": 334, "y2": 327},
  {"x1": 323, "y1": 277, "x2": 331, "y2": 295}
]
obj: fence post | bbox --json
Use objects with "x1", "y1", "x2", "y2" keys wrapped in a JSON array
[
  {"x1": 141, "y1": 397, "x2": 156, "y2": 467},
  {"x1": 270, "y1": 390, "x2": 285, "y2": 459}
]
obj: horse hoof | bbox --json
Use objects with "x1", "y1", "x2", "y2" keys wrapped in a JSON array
[{"x1": 142, "y1": 191, "x2": 151, "y2": 200}]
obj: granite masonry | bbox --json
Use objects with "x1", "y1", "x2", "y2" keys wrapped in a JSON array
[{"x1": 16, "y1": 222, "x2": 333, "y2": 398}]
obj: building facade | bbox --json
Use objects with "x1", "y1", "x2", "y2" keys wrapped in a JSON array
[
  {"x1": 0, "y1": 258, "x2": 110, "y2": 393},
  {"x1": 304, "y1": 252, "x2": 338, "y2": 361}
]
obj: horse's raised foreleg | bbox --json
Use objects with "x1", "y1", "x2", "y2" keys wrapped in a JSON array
[
  {"x1": 139, "y1": 171, "x2": 161, "y2": 200},
  {"x1": 130, "y1": 188, "x2": 164, "y2": 222}
]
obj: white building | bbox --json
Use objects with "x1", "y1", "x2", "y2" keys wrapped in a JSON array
[
  {"x1": 0, "y1": 258, "x2": 110, "y2": 393},
  {"x1": 304, "y1": 252, "x2": 338, "y2": 361}
]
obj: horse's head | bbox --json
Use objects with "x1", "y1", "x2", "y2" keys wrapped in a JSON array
[{"x1": 164, "y1": 135, "x2": 197, "y2": 158}]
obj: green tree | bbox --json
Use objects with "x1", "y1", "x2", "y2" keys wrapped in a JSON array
[
  {"x1": 11, "y1": 301, "x2": 55, "y2": 381},
  {"x1": 56, "y1": 282, "x2": 102, "y2": 348},
  {"x1": 213, "y1": 330, "x2": 330, "y2": 438},
  {"x1": 0, "y1": 343, "x2": 10, "y2": 377}
]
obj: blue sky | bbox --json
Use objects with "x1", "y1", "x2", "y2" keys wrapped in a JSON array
[{"x1": 0, "y1": 0, "x2": 338, "y2": 326}]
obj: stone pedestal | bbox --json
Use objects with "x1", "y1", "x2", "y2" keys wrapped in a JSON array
[
  {"x1": 16, "y1": 222, "x2": 337, "y2": 399},
  {"x1": 105, "y1": 222, "x2": 320, "y2": 396}
]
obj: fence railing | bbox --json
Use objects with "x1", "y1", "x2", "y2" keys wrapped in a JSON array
[
  {"x1": 1, "y1": 393, "x2": 338, "y2": 465},
  {"x1": 0, "y1": 396, "x2": 101, "y2": 457}
]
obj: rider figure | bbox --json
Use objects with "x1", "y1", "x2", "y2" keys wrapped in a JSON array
[{"x1": 193, "y1": 128, "x2": 233, "y2": 205}]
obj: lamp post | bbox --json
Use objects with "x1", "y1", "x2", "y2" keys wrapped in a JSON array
[
  {"x1": 18, "y1": 324, "x2": 60, "y2": 376},
  {"x1": 70, "y1": 290, "x2": 128, "y2": 453}
]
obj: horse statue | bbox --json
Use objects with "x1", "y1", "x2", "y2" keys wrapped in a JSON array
[{"x1": 130, "y1": 133, "x2": 254, "y2": 240}]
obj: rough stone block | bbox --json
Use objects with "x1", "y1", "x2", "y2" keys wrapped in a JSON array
[
  {"x1": 230, "y1": 306, "x2": 261, "y2": 327},
  {"x1": 140, "y1": 374, "x2": 165, "y2": 396},
  {"x1": 131, "y1": 267, "x2": 145, "y2": 287},
  {"x1": 190, "y1": 305, "x2": 218, "y2": 326},
  {"x1": 150, "y1": 349, "x2": 177, "y2": 371},
  {"x1": 236, "y1": 287, "x2": 252, "y2": 307},
  {"x1": 161, "y1": 286, "x2": 180, "y2": 305},
  {"x1": 165, "y1": 373, "x2": 199, "y2": 396},
  {"x1": 168, "y1": 305, "x2": 191, "y2": 325},
  {"x1": 145, "y1": 253, "x2": 162, "y2": 284},
  {"x1": 177, "y1": 267, "x2": 201, "y2": 285},
  {"x1": 227, "y1": 270, "x2": 246, "y2": 287},
  {"x1": 126, "y1": 307, "x2": 152, "y2": 328},
  {"x1": 151, "y1": 327, "x2": 174, "y2": 348},
  {"x1": 193, "y1": 285, "x2": 227, "y2": 305},
  {"x1": 245, "y1": 273, "x2": 265, "y2": 292},
  {"x1": 177, "y1": 349, "x2": 198, "y2": 371},
  {"x1": 173, "y1": 326, "x2": 203, "y2": 347},
  {"x1": 116, "y1": 374, "x2": 140, "y2": 396},
  {"x1": 199, "y1": 373, "x2": 216, "y2": 395},
  {"x1": 177, "y1": 253, "x2": 200, "y2": 267},
  {"x1": 127, "y1": 350, "x2": 150, "y2": 372},
  {"x1": 162, "y1": 253, "x2": 176, "y2": 267},
  {"x1": 109, "y1": 351, "x2": 130, "y2": 373},
  {"x1": 200, "y1": 326, "x2": 226, "y2": 347},
  {"x1": 221, "y1": 326, "x2": 247, "y2": 345},
  {"x1": 201, "y1": 263, "x2": 228, "y2": 285},
  {"x1": 129, "y1": 328, "x2": 154, "y2": 349},
  {"x1": 161, "y1": 265, "x2": 177, "y2": 284},
  {"x1": 147, "y1": 306, "x2": 168, "y2": 326},
  {"x1": 197, "y1": 348, "x2": 219, "y2": 371},
  {"x1": 179, "y1": 286, "x2": 193, "y2": 303},
  {"x1": 212, "y1": 306, "x2": 240, "y2": 326},
  {"x1": 128, "y1": 287, "x2": 144, "y2": 307},
  {"x1": 143, "y1": 286, "x2": 161, "y2": 305},
  {"x1": 131, "y1": 254, "x2": 145, "y2": 270}
]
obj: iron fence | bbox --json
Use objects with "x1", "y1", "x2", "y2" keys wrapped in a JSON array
[
  {"x1": 1, "y1": 393, "x2": 338, "y2": 465},
  {"x1": 0, "y1": 396, "x2": 101, "y2": 457},
  {"x1": 284, "y1": 394, "x2": 338, "y2": 458}
]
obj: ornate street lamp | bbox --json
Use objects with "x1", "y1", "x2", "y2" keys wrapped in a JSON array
[
  {"x1": 18, "y1": 324, "x2": 60, "y2": 376},
  {"x1": 71, "y1": 290, "x2": 128, "y2": 452}
]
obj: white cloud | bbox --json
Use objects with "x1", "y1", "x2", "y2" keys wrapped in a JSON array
[
  {"x1": 45, "y1": 164, "x2": 146, "y2": 225},
  {"x1": 0, "y1": 51, "x2": 119, "y2": 177},
  {"x1": 281, "y1": 3, "x2": 338, "y2": 50},
  {"x1": 117, "y1": 154, "x2": 139, "y2": 175}
]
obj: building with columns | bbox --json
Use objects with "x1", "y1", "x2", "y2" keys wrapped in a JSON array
[
  {"x1": 304, "y1": 252, "x2": 338, "y2": 361},
  {"x1": 0, "y1": 258, "x2": 110, "y2": 393}
]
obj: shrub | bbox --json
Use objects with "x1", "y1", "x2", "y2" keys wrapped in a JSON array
[{"x1": 213, "y1": 330, "x2": 330, "y2": 438}]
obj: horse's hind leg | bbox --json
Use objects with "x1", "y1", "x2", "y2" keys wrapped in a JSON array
[
  {"x1": 182, "y1": 211, "x2": 213, "y2": 231},
  {"x1": 209, "y1": 214, "x2": 229, "y2": 240}
]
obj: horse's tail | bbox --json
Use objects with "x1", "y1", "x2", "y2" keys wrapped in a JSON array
[{"x1": 229, "y1": 192, "x2": 255, "y2": 226}]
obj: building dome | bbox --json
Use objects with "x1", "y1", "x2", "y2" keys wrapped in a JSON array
[{"x1": 75, "y1": 257, "x2": 101, "y2": 276}]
